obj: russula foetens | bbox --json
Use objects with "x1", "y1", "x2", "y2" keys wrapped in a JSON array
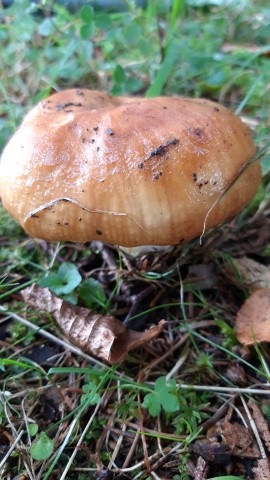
[{"x1": 0, "y1": 89, "x2": 261, "y2": 247}]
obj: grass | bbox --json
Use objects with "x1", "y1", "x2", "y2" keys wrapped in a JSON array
[{"x1": 0, "y1": 0, "x2": 270, "y2": 478}]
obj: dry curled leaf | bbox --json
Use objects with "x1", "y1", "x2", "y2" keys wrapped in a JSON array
[
  {"x1": 236, "y1": 288, "x2": 270, "y2": 345},
  {"x1": 21, "y1": 284, "x2": 166, "y2": 364}
]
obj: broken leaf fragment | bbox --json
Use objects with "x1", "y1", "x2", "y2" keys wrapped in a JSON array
[
  {"x1": 227, "y1": 257, "x2": 270, "y2": 292},
  {"x1": 21, "y1": 284, "x2": 166, "y2": 364},
  {"x1": 236, "y1": 288, "x2": 270, "y2": 345}
]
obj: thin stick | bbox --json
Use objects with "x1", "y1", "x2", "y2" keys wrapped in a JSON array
[
  {"x1": 108, "y1": 423, "x2": 127, "y2": 469},
  {"x1": 2, "y1": 401, "x2": 35, "y2": 480},
  {"x1": 166, "y1": 349, "x2": 189, "y2": 380},
  {"x1": 59, "y1": 396, "x2": 104, "y2": 480},
  {"x1": 0, "y1": 430, "x2": 24, "y2": 472},
  {"x1": 260, "y1": 355, "x2": 270, "y2": 383},
  {"x1": 241, "y1": 395, "x2": 266, "y2": 459},
  {"x1": 145, "y1": 381, "x2": 270, "y2": 395},
  {"x1": 175, "y1": 384, "x2": 270, "y2": 395}
]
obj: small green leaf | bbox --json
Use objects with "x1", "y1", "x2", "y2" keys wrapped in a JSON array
[
  {"x1": 30, "y1": 432, "x2": 54, "y2": 461},
  {"x1": 62, "y1": 293, "x2": 78, "y2": 305},
  {"x1": 38, "y1": 262, "x2": 82, "y2": 296},
  {"x1": 80, "y1": 5, "x2": 94, "y2": 23},
  {"x1": 81, "y1": 382, "x2": 101, "y2": 406},
  {"x1": 57, "y1": 262, "x2": 82, "y2": 293},
  {"x1": 142, "y1": 376, "x2": 180, "y2": 416},
  {"x1": 113, "y1": 65, "x2": 126, "y2": 84},
  {"x1": 155, "y1": 376, "x2": 176, "y2": 393},
  {"x1": 28, "y1": 424, "x2": 39, "y2": 437},
  {"x1": 38, "y1": 272, "x2": 63, "y2": 292},
  {"x1": 80, "y1": 23, "x2": 93, "y2": 40},
  {"x1": 78, "y1": 278, "x2": 106, "y2": 309},
  {"x1": 143, "y1": 392, "x2": 161, "y2": 416},
  {"x1": 160, "y1": 391, "x2": 180, "y2": 413},
  {"x1": 94, "y1": 13, "x2": 112, "y2": 29}
]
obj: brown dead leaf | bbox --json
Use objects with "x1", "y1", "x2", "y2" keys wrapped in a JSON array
[
  {"x1": 189, "y1": 439, "x2": 231, "y2": 468},
  {"x1": 236, "y1": 288, "x2": 270, "y2": 345},
  {"x1": 207, "y1": 420, "x2": 260, "y2": 459},
  {"x1": 253, "y1": 458, "x2": 270, "y2": 480},
  {"x1": 21, "y1": 284, "x2": 166, "y2": 364},
  {"x1": 225, "y1": 363, "x2": 247, "y2": 386},
  {"x1": 227, "y1": 257, "x2": 270, "y2": 292},
  {"x1": 248, "y1": 400, "x2": 270, "y2": 454}
]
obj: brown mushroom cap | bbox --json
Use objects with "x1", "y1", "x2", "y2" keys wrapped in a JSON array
[{"x1": 0, "y1": 89, "x2": 261, "y2": 246}]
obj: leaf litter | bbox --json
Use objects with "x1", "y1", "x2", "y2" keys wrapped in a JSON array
[{"x1": 1, "y1": 203, "x2": 270, "y2": 478}]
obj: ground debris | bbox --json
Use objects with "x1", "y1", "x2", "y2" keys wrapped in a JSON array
[
  {"x1": 248, "y1": 400, "x2": 270, "y2": 454},
  {"x1": 35, "y1": 386, "x2": 63, "y2": 421},
  {"x1": 225, "y1": 363, "x2": 247, "y2": 386},
  {"x1": 236, "y1": 288, "x2": 270, "y2": 345},
  {"x1": 226, "y1": 256, "x2": 270, "y2": 292},
  {"x1": 253, "y1": 458, "x2": 270, "y2": 480},
  {"x1": 95, "y1": 468, "x2": 113, "y2": 480},
  {"x1": 190, "y1": 437, "x2": 231, "y2": 468},
  {"x1": 190, "y1": 415, "x2": 261, "y2": 475},
  {"x1": 193, "y1": 456, "x2": 209, "y2": 479},
  {"x1": 206, "y1": 419, "x2": 260, "y2": 459},
  {"x1": 188, "y1": 263, "x2": 218, "y2": 290}
]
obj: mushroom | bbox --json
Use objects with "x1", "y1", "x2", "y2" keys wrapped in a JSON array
[{"x1": 0, "y1": 89, "x2": 261, "y2": 247}]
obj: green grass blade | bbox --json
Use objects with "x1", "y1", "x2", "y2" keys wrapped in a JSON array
[{"x1": 146, "y1": 40, "x2": 179, "y2": 97}]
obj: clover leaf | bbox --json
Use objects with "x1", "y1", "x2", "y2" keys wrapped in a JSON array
[
  {"x1": 142, "y1": 376, "x2": 180, "y2": 417},
  {"x1": 81, "y1": 381, "x2": 101, "y2": 406},
  {"x1": 38, "y1": 262, "x2": 82, "y2": 296}
]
